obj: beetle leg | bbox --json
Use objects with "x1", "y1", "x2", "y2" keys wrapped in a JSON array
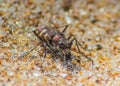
[
  {"x1": 62, "y1": 54, "x2": 67, "y2": 68},
  {"x1": 58, "y1": 50, "x2": 66, "y2": 67},
  {"x1": 70, "y1": 37, "x2": 85, "y2": 55},
  {"x1": 68, "y1": 34, "x2": 94, "y2": 65},
  {"x1": 61, "y1": 25, "x2": 68, "y2": 33},
  {"x1": 62, "y1": 54, "x2": 65, "y2": 66},
  {"x1": 68, "y1": 34, "x2": 86, "y2": 49},
  {"x1": 41, "y1": 49, "x2": 47, "y2": 65},
  {"x1": 67, "y1": 34, "x2": 73, "y2": 40},
  {"x1": 75, "y1": 39, "x2": 94, "y2": 65},
  {"x1": 45, "y1": 40, "x2": 57, "y2": 52},
  {"x1": 52, "y1": 24, "x2": 69, "y2": 33},
  {"x1": 18, "y1": 42, "x2": 40, "y2": 58}
]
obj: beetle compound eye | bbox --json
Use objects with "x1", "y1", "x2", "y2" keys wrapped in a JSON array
[
  {"x1": 59, "y1": 42, "x2": 65, "y2": 48},
  {"x1": 69, "y1": 41, "x2": 73, "y2": 47},
  {"x1": 60, "y1": 42, "x2": 64, "y2": 45}
]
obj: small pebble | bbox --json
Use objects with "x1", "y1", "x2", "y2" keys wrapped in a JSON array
[
  {"x1": 60, "y1": 73, "x2": 68, "y2": 78},
  {"x1": 96, "y1": 44, "x2": 102, "y2": 50},
  {"x1": 2, "y1": 42, "x2": 10, "y2": 47},
  {"x1": 65, "y1": 16, "x2": 72, "y2": 24},
  {"x1": 33, "y1": 71, "x2": 40, "y2": 77},
  {"x1": 7, "y1": 71, "x2": 14, "y2": 76},
  {"x1": 95, "y1": 36, "x2": 101, "y2": 42},
  {"x1": 87, "y1": 44, "x2": 102, "y2": 50}
]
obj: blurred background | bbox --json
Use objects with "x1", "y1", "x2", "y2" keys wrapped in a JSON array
[{"x1": 0, "y1": 0, "x2": 120, "y2": 86}]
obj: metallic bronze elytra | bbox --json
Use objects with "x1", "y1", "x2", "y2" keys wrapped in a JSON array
[
  {"x1": 34, "y1": 25, "x2": 72, "y2": 50},
  {"x1": 33, "y1": 25, "x2": 73, "y2": 64}
]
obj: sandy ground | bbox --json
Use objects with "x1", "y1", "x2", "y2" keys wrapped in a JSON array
[{"x1": 0, "y1": 0, "x2": 120, "y2": 86}]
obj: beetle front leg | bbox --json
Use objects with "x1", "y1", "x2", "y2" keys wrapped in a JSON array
[
  {"x1": 68, "y1": 34, "x2": 86, "y2": 49},
  {"x1": 68, "y1": 34, "x2": 94, "y2": 65},
  {"x1": 41, "y1": 49, "x2": 47, "y2": 65},
  {"x1": 58, "y1": 50, "x2": 66, "y2": 67},
  {"x1": 61, "y1": 25, "x2": 68, "y2": 33}
]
